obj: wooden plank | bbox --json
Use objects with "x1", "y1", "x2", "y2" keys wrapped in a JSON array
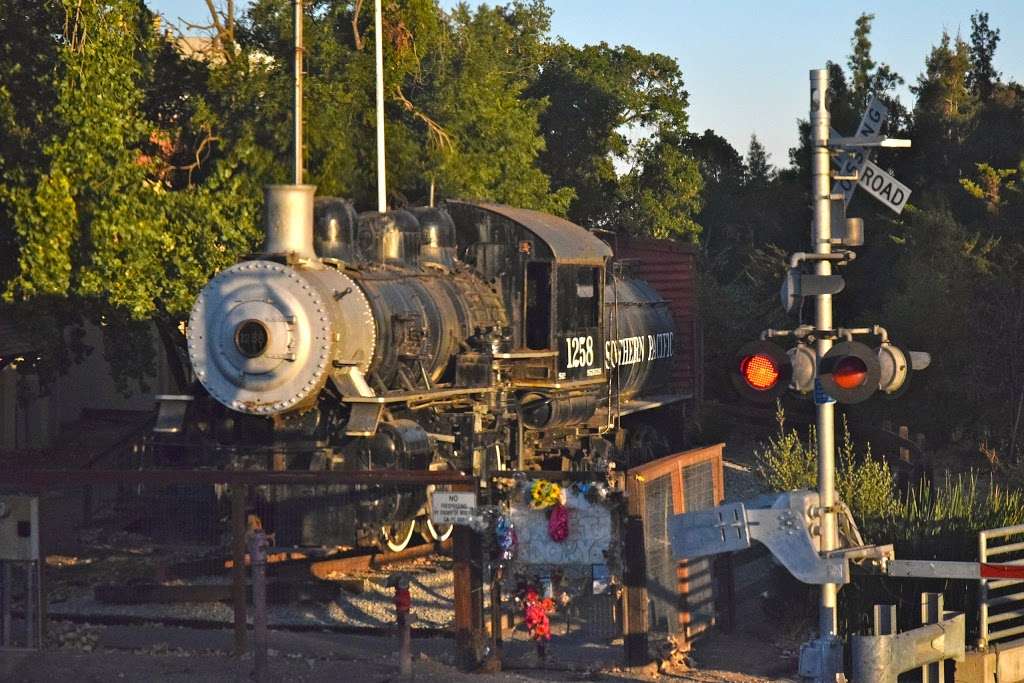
[{"x1": 628, "y1": 444, "x2": 725, "y2": 481}]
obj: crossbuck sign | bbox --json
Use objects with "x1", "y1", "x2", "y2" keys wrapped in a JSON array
[{"x1": 831, "y1": 95, "x2": 911, "y2": 214}]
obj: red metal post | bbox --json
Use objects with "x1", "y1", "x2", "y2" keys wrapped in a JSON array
[{"x1": 388, "y1": 572, "x2": 412, "y2": 677}]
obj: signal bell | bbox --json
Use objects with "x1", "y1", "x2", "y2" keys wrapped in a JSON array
[
  {"x1": 731, "y1": 341, "x2": 792, "y2": 402},
  {"x1": 818, "y1": 341, "x2": 881, "y2": 404}
]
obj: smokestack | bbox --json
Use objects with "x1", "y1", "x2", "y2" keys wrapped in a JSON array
[{"x1": 261, "y1": 184, "x2": 317, "y2": 260}]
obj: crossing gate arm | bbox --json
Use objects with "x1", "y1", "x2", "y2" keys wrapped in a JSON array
[{"x1": 886, "y1": 559, "x2": 1024, "y2": 580}]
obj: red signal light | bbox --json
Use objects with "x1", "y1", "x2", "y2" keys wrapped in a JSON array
[
  {"x1": 740, "y1": 354, "x2": 780, "y2": 390},
  {"x1": 832, "y1": 356, "x2": 868, "y2": 390},
  {"x1": 818, "y1": 341, "x2": 881, "y2": 404},
  {"x1": 731, "y1": 341, "x2": 793, "y2": 403}
]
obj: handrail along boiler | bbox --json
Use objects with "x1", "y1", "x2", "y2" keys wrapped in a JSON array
[{"x1": 171, "y1": 184, "x2": 694, "y2": 548}]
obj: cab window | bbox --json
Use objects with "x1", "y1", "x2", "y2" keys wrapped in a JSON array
[
  {"x1": 556, "y1": 265, "x2": 600, "y2": 332},
  {"x1": 525, "y1": 262, "x2": 551, "y2": 349}
]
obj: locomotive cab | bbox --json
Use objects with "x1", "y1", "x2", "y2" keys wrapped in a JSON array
[{"x1": 446, "y1": 202, "x2": 611, "y2": 388}]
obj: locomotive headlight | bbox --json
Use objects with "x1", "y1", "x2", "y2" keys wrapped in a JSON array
[
  {"x1": 235, "y1": 320, "x2": 270, "y2": 358},
  {"x1": 220, "y1": 299, "x2": 294, "y2": 376}
]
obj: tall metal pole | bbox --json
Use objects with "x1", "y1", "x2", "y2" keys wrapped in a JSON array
[
  {"x1": 293, "y1": 0, "x2": 304, "y2": 185},
  {"x1": 810, "y1": 68, "x2": 839, "y2": 643},
  {"x1": 374, "y1": 0, "x2": 387, "y2": 213}
]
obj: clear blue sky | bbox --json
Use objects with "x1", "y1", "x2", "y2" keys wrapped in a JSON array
[{"x1": 147, "y1": 1, "x2": 1024, "y2": 169}]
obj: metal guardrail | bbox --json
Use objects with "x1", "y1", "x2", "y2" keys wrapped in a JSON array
[
  {"x1": 979, "y1": 524, "x2": 1024, "y2": 648},
  {"x1": 0, "y1": 468, "x2": 475, "y2": 487},
  {"x1": 851, "y1": 594, "x2": 964, "y2": 683}
]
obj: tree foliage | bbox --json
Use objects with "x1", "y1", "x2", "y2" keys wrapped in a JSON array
[
  {"x1": 528, "y1": 41, "x2": 701, "y2": 237},
  {"x1": 0, "y1": 0, "x2": 705, "y2": 391}
]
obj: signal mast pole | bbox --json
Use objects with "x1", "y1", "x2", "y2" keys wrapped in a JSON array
[
  {"x1": 374, "y1": 0, "x2": 387, "y2": 212},
  {"x1": 810, "y1": 68, "x2": 841, "y2": 673},
  {"x1": 294, "y1": 0, "x2": 304, "y2": 185}
]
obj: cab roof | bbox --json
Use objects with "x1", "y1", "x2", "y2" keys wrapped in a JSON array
[{"x1": 448, "y1": 201, "x2": 612, "y2": 265}]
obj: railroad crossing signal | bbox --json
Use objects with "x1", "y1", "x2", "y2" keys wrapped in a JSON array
[
  {"x1": 831, "y1": 95, "x2": 887, "y2": 206},
  {"x1": 780, "y1": 270, "x2": 845, "y2": 314},
  {"x1": 731, "y1": 339, "x2": 817, "y2": 401},
  {"x1": 734, "y1": 337, "x2": 931, "y2": 405},
  {"x1": 730, "y1": 93, "x2": 925, "y2": 406}
]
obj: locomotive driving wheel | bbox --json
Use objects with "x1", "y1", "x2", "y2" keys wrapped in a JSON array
[
  {"x1": 418, "y1": 461, "x2": 455, "y2": 543},
  {"x1": 381, "y1": 519, "x2": 417, "y2": 552},
  {"x1": 418, "y1": 491, "x2": 454, "y2": 543}
]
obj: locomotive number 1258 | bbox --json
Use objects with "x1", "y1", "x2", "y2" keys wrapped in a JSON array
[{"x1": 565, "y1": 335, "x2": 595, "y2": 369}]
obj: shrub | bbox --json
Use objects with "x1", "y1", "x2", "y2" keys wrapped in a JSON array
[
  {"x1": 753, "y1": 403, "x2": 817, "y2": 492},
  {"x1": 753, "y1": 404, "x2": 897, "y2": 530}
]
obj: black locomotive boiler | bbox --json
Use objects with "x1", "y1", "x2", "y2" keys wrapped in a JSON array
[{"x1": 169, "y1": 184, "x2": 695, "y2": 549}]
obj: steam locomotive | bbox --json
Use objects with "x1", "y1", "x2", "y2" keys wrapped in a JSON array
[{"x1": 165, "y1": 185, "x2": 694, "y2": 549}]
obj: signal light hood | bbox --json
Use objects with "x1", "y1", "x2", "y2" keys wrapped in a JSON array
[{"x1": 818, "y1": 340, "x2": 881, "y2": 404}]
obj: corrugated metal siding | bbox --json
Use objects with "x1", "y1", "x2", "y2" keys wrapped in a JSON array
[{"x1": 615, "y1": 238, "x2": 700, "y2": 400}]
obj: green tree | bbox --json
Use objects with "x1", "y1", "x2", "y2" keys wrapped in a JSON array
[
  {"x1": 1, "y1": 0, "x2": 263, "y2": 389},
  {"x1": 910, "y1": 32, "x2": 977, "y2": 187},
  {"x1": 232, "y1": 0, "x2": 567, "y2": 211},
  {"x1": 848, "y1": 13, "x2": 903, "y2": 113},
  {"x1": 618, "y1": 132, "x2": 702, "y2": 240},
  {"x1": 528, "y1": 42, "x2": 694, "y2": 229},
  {"x1": 744, "y1": 133, "x2": 773, "y2": 189},
  {"x1": 0, "y1": 1, "x2": 63, "y2": 285},
  {"x1": 967, "y1": 11, "x2": 1001, "y2": 102},
  {"x1": 422, "y1": 1, "x2": 572, "y2": 212}
]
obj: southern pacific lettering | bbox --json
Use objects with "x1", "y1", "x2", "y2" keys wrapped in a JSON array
[{"x1": 605, "y1": 331, "x2": 674, "y2": 369}]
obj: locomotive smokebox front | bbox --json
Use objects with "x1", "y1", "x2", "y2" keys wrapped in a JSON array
[{"x1": 187, "y1": 185, "x2": 377, "y2": 416}]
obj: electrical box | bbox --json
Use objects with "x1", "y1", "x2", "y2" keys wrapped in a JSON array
[{"x1": 0, "y1": 496, "x2": 39, "y2": 561}]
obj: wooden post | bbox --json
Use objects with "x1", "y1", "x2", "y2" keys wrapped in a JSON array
[
  {"x1": 1, "y1": 563, "x2": 10, "y2": 646},
  {"x1": 231, "y1": 485, "x2": 248, "y2": 656},
  {"x1": 899, "y1": 425, "x2": 911, "y2": 462},
  {"x1": 398, "y1": 610, "x2": 412, "y2": 676},
  {"x1": 453, "y1": 523, "x2": 484, "y2": 670},
  {"x1": 490, "y1": 565, "x2": 503, "y2": 669},
  {"x1": 622, "y1": 474, "x2": 649, "y2": 667},
  {"x1": 24, "y1": 563, "x2": 34, "y2": 648},
  {"x1": 82, "y1": 485, "x2": 92, "y2": 527}
]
